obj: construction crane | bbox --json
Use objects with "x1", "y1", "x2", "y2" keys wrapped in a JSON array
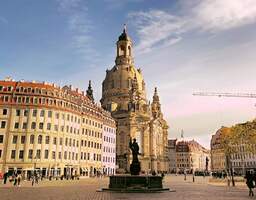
[{"x1": 193, "y1": 92, "x2": 256, "y2": 98}]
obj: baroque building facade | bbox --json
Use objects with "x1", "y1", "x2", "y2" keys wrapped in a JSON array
[
  {"x1": 167, "y1": 139, "x2": 177, "y2": 173},
  {"x1": 176, "y1": 140, "x2": 210, "y2": 173},
  {"x1": 100, "y1": 27, "x2": 169, "y2": 173},
  {"x1": 0, "y1": 78, "x2": 116, "y2": 178},
  {"x1": 211, "y1": 125, "x2": 256, "y2": 175}
]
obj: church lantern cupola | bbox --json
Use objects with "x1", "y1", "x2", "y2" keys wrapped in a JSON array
[{"x1": 115, "y1": 24, "x2": 134, "y2": 65}]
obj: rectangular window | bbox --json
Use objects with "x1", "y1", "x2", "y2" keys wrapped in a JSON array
[
  {"x1": 22, "y1": 122, "x2": 27, "y2": 129},
  {"x1": 11, "y1": 150, "x2": 16, "y2": 159},
  {"x1": 24, "y1": 109, "x2": 29, "y2": 117},
  {"x1": 1, "y1": 121, "x2": 6, "y2": 128},
  {"x1": 28, "y1": 149, "x2": 33, "y2": 159},
  {"x1": 40, "y1": 110, "x2": 45, "y2": 117},
  {"x1": 45, "y1": 136, "x2": 50, "y2": 144},
  {"x1": 0, "y1": 149, "x2": 2, "y2": 158},
  {"x1": 16, "y1": 109, "x2": 20, "y2": 116},
  {"x1": 12, "y1": 135, "x2": 18, "y2": 144},
  {"x1": 54, "y1": 125, "x2": 58, "y2": 131},
  {"x1": 32, "y1": 109, "x2": 37, "y2": 117},
  {"x1": 58, "y1": 152, "x2": 61, "y2": 159},
  {"x1": 0, "y1": 135, "x2": 3, "y2": 143},
  {"x1": 64, "y1": 151, "x2": 67, "y2": 159},
  {"x1": 48, "y1": 111, "x2": 52, "y2": 118},
  {"x1": 30, "y1": 135, "x2": 34, "y2": 144},
  {"x1": 44, "y1": 150, "x2": 49, "y2": 159},
  {"x1": 31, "y1": 122, "x2": 36, "y2": 129},
  {"x1": 19, "y1": 150, "x2": 24, "y2": 159},
  {"x1": 53, "y1": 137, "x2": 57, "y2": 145},
  {"x1": 36, "y1": 149, "x2": 41, "y2": 159},
  {"x1": 47, "y1": 123, "x2": 51, "y2": 130},
  {"x1": 55, "y1": 113, "x2": 59, "y2": 119},
  {"x1": 3, "y1": 109, "x2": 7, "y2": 115},
  {"x1": 52, "y1": 151, "x2": 56, "y2": 159},
  {"x1": 14, "y1": 122, "x2": 19, "y2": 129},
  {"x1": 21, "y1": 136, "x2": 26, "y2": 144},
  {"x1": 39, "y1": 122, "x2": 44, "y2": 130},
  {"x1": 59, "y1": 138, "x2": 63, "y2": 145}
]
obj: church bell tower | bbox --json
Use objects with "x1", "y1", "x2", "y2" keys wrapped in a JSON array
[{"x1": 115, "y1": 25, "x2": 134, "y2": 65}]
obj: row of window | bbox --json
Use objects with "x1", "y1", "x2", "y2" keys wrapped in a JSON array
[
  {"x1": 8, "y1": 149, "x2": 104, "y2": 162},
  {"x1": 103, "y1": 136, "x2": 115, "y2": 143},
  {"x1": 0, "y1": 95, "x2": 80, "y2": 113},
  {"x1": 80, "y1": 140, "x2": 102, "y2": 149},
  {"x1": 232, "y1": 161, "x2": 256, "y2": 167},
  {"x1": 0, "y1": 107, "x2": 105, "y2": 130},
  {"x1": 80, "y1": 152, "x2": 101, "y2": 161},
  {"x1": 10, "y1": 149, "x2": 79, "y2": 160},
  {"x1": 102, "y1": 156, "x2": 115, "y2": 163},
  {"x1": 8, "y1": 135, "x2": 103, "y2": 150},
  {"x1": 12, "y1": 121, "x2": 80, "y2": 134},
  {"x1": 103, "y1": 146, "x2": 115, "y2": 153}
]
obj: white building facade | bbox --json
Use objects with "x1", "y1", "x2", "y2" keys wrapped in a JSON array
[{"x1": 102, "y1": 112, "x2": 116, "y2": 176}]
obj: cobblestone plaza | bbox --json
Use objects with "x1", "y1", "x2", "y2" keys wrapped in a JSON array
[{"x1": 0, "y1": 175, "x2": 249, "y2": 200}]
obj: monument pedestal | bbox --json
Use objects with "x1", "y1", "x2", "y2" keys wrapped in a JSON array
[{"x1": 102, "y1": 175, "x2": 169, "y2": 192}]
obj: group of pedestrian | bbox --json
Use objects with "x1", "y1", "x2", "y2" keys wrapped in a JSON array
[
  {"x1": 2, "y1": 171, "x2": 22, "y2": 187},
  {"x1": 245, "y1": 170, "x2": 256, "y2": 197}
]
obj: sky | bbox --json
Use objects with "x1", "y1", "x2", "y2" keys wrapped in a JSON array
[{"x1": 1, "y1": 0, "x2": 256, "y2": 148}]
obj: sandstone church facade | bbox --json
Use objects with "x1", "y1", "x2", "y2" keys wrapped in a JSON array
[{"x1": 100, "y1": 27, "x2": 169, "y2": 173}]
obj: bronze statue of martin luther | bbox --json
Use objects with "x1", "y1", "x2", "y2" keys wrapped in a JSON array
[{"x1": 129, "y1": 137, "x2": 141, "y2": 175}]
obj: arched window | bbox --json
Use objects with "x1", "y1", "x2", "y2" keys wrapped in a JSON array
[
  {"x1": 128, "y1": 46, "x2": 131, "y2": 56},
  {"x1": 119, "y1": 45, "x2": 125, "y2": 56},
  {"x1": 30, "y1": 135, "x2": 34, "y2": 144},
  {"x1": 38, "y1": 135, "x2": 42, "y2": 144}
]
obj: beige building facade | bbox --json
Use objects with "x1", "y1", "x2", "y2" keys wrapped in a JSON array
[
  {"x1": 0, "y1": 78, "x2": 116, "y2": 178},
  {"x1": 210, "y1": 127, "x2": 226, "y2": 172},
  {"x1": 100, "y1": 27, "x2": 169, "y2": 173},
  {"x1": 211, "y1": 125, "x2": 256, "y2": 175},
  {"x1": 176, "y1": 140, "x2": 210, "y2": 173}
]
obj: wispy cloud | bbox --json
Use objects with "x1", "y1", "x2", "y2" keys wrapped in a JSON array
[
  {"x1": 104, "y1": 0, "x2": 143, "y2": 10},
  {"x1": 56, "y1": 0, "x2": 99, "y2": 61},
  {"x1": 188, "y1": 0, "x2": 256, "y2": 32},
  {"x1": 128, "y1": 10, "x2": 187, "y2": 53},
  {"x1": 0, "y1": 16, "x2": 8, "y2": 24},
  {"x1": 129, "y1": 0, "x2": 256, "y2": 53}
]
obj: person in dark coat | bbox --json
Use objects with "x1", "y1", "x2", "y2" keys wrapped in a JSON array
[
  {"x1": 245, "y1": 171, "x2": 254, "y2": 197},
  {"x1": 3, "y1": 171, "x2": 8, "y2": 184}
]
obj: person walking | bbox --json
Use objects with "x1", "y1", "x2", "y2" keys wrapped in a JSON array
[
  {"x1": 245, "y1": 171, "x2": 254, "y2": 197},
  {"x1": 32, "y1": 174, "x2": 35, "y2": 186},
  {"x1": 3, "y1": 171, "x2": 8, "y2": 184},
  {"x1": 17, "y1": 174, "x2": 21, "y2": 187},
  {"x1": 13, "y1": 172, "x2": 17, "y2": 187}
]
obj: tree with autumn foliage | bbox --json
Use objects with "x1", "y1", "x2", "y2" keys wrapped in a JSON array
[{"x1": 219, "y1": 119, "x2": 256, "y2": 186}]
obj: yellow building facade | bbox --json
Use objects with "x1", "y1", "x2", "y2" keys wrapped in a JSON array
[
  {"x1": 0, "y1": 79, "x2": 116, "y2": 178},
  {"x1": 100, "y1": 27, "x2": 169, "y2": 173}
]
